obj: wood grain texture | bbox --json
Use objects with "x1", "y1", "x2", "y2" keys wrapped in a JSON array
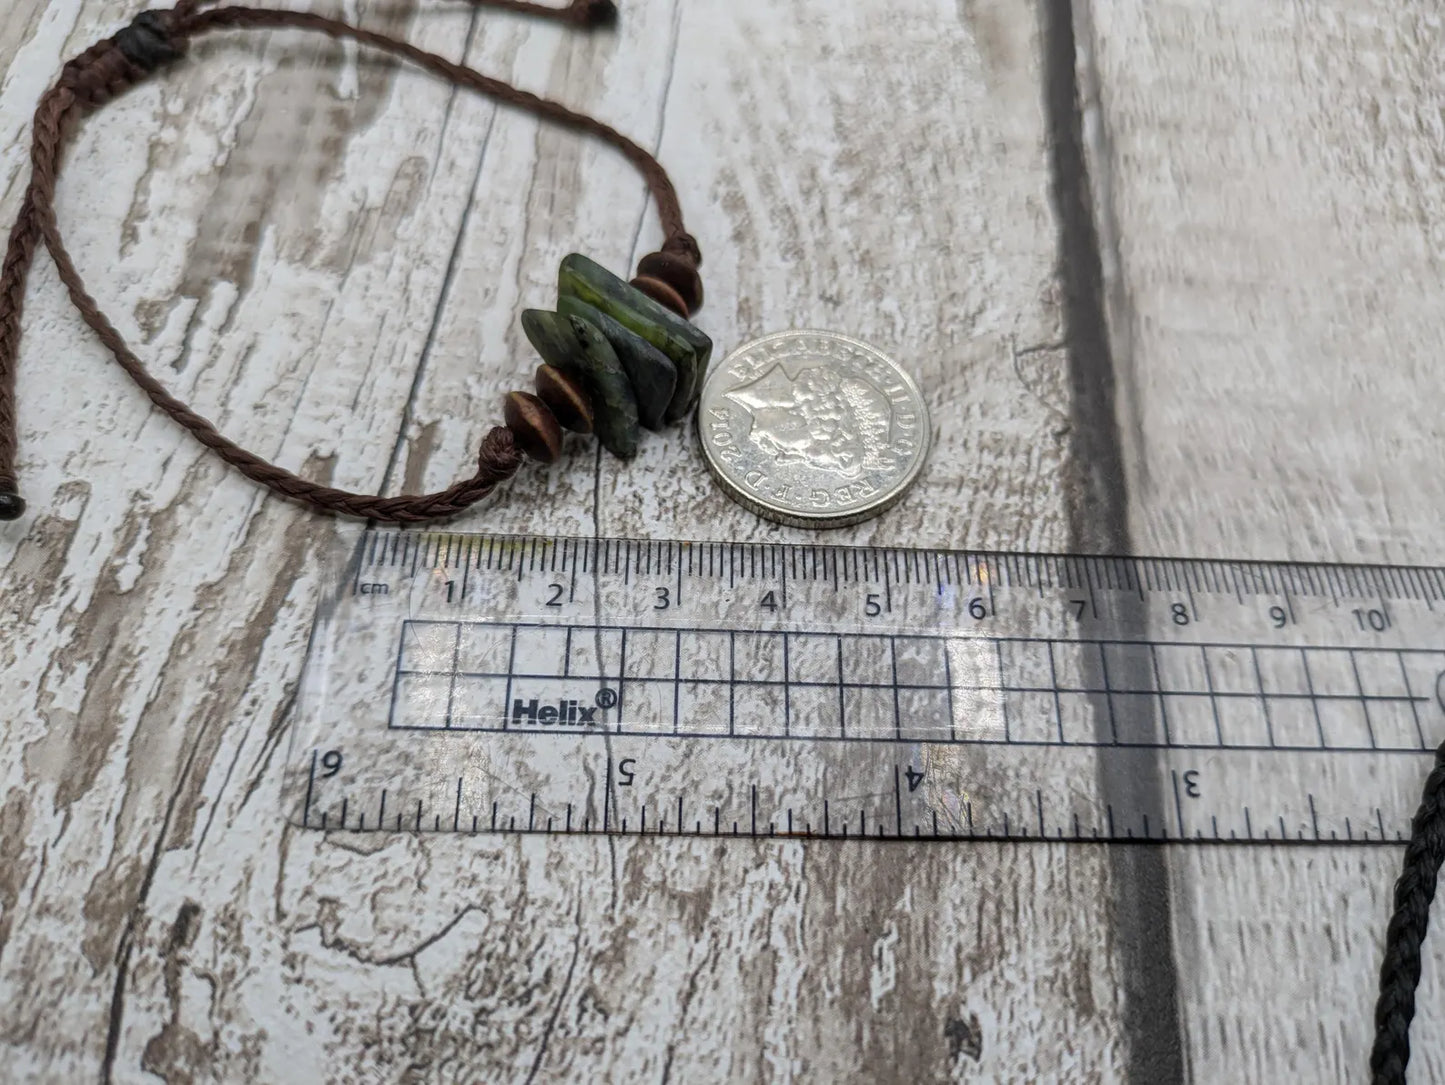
[
  {"x1": 10, "y1": 0, "x2": 1442, "y2": 1079},
  {"x1": 0, "y1": 2, "x2": 1145, "y2": 1082},
  {"x1": 1078, "y1": 0, "x2": 1445, "y2": 1080}
]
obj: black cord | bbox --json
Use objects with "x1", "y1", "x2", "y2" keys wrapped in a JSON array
[{"x1": 1372, "y1": 741, "x2": 1445, "y2": 1083}]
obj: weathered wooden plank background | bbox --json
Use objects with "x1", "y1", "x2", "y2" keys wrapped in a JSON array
[{"x1": 0, "y1": 0, "x2": 1440, "y2": 1081}]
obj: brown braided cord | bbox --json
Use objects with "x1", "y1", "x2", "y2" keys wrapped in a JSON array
[{"x1": 0, "y1": 0, "x2": 701, "y2": 523}]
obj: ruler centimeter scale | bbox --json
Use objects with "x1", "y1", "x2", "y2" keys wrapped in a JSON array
[{"x1": 285, "y1": 531, "x2": 1445, "y2": 845}]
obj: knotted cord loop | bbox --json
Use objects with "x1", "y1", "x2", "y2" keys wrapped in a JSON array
[
  {"x1": 0, "y1": 0, "x2": 699, "y2": 522},
  {"x1": 113, "y1": 10, "x2": 188, "y2": 70}
]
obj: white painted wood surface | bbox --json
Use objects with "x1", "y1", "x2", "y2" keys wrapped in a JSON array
[
  {"x1": 0, "y1": 0, "x2": 1438, "y2": 1080},
  {"x1": 1079, "y1": 1, "x2": 1445, "y2": 1081}
]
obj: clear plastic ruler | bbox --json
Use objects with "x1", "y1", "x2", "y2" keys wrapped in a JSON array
[{"x1": 284, "y1": 530, "x2": 1445, "y2": 843}]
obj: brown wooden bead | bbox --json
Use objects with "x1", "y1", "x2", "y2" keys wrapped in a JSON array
[
  {"x1": 629, "y1": 275, "x2": 689, "y2": 318},
  {"x1": 503, "y1": 391, "x2": 563, "y2": 463},
  {"x1": 636, "y1": 251, "x2": 704, "y2": 314},
  {"x1": 534, "y1": 364, "x2": 594, "y2": 434}
]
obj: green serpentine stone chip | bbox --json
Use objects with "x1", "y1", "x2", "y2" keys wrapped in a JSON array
[
  {"x1": 557, "y1": 296, "x2": 676, "y2": 431},
  {"x1": 520, "y1": 309, "x2": 640, "y2": 459},
  {"x1": 520, "y1": 307, "x2": 584, "y2": 371},
  {"x1": 557, "y1": 253, "x2": 711, "y2": 422}
]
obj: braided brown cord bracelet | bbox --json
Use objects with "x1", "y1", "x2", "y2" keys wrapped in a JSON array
[{"x1": 0, "y1": 0, "x2": 709, "y2": 524}]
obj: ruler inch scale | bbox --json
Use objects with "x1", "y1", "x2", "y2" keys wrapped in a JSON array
[
  {"x1": 352, "y1": 530, "x2": 1445, "y2": 603},
  {"x1": 288, "y1": 530, "x2": 1445, "y2": 845}
]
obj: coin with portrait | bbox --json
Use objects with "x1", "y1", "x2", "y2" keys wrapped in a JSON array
[{"x1": 696, "y1": 331, "x2": 931, "y2": 528}]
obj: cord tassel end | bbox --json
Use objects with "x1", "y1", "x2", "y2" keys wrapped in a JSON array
[{"x1": 0, "y1": 479, "x2": 25, "y2": 521}]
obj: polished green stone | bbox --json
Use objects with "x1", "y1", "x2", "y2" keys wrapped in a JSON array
[
  {"x1": 521, "y1": 308, "x2": 640, "y2": 459},
  {"x1": 521, "y1": 307, "x2": 585, "y2": 371},
  {"x1": 558, "y1": 297, "x2": 676, "y2": 431},
  {"x1": 557, "y1": 253, "x2": 711, "y2": 422}
]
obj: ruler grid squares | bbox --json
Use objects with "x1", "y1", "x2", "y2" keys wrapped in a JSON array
[
  {"x1": 299, "y1": 534, "x2": 1445, "y2": 844},
  {"x1": 385, "y1": 619, "x2": 1437, "y2": 753}
]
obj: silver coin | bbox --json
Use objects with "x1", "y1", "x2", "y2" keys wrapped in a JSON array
[{"x1": 695, "y1": 330, "x2": 931, "y2": 529}]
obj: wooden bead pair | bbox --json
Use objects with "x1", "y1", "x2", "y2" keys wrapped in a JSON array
[
  {"x1": 634, "y1": 250, "x2": 703, "y2": 315},
  {"x1": 503, "y1": 364, "x2": 594, "y2": 463},
  {"x1": 629, "y1": 275, "x2": 688, "y2": 317}
]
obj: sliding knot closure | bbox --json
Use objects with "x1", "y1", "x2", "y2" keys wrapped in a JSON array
[
  {"x1": 576, "y1": 0, "x2": 620, "y2": 28},
  {"x1": 114, "y1": 11, "x2": 188, "y2": 72},
  {"x1": 54, "y1": 10, "x2": 187, "y2": 111},
  {"x1": 0, "y1": 0, "x2": 702, "y2": 524}
]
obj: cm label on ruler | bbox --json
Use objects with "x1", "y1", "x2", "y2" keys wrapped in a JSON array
[{"x1": 286, "y1": 531, "x2": 1445, "y2": 843}]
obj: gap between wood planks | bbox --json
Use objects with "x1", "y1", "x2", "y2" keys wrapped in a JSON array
[{"x1": 1041, "y1": 2, "x2": 1187, "y2": 1083}]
